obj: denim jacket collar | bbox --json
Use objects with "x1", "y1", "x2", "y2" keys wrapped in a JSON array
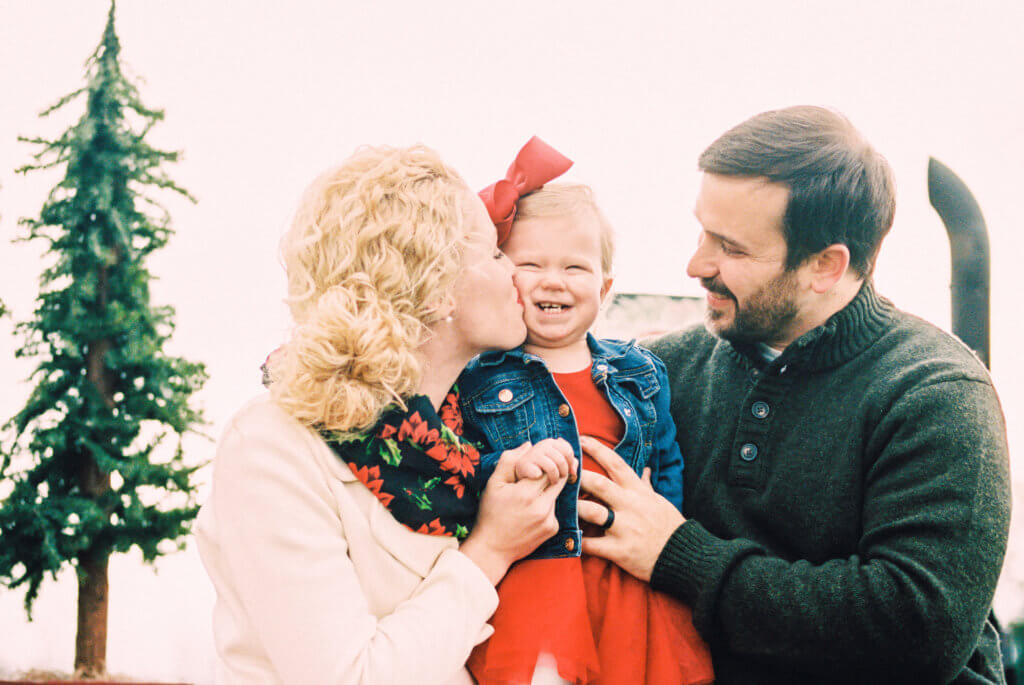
[{"x1": 475, "y1": 333, "x2": 638, "y2": 369}]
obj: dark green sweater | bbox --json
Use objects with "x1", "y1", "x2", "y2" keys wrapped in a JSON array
[{"x1": 645, "y1": 283, "x2": 1010, "y2": 684}]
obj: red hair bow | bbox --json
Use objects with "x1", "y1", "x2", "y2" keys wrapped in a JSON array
[{"x1": 479, "y1": 136, "x2": 573, "y2": 246}]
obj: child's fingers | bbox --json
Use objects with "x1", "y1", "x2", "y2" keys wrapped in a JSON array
[
  {"x1": 539, "y1": 445, "x2": 569, "y2": 478},
  {"x1": 516, "y1": 461, "x2": 543, "y2": 480},
  {"x1": 537, "y1": 454, "x2": 565, "y2": 485},
  {"x1": 551, "y1": 437, "x2": 574, "y2": 456},
  {"x1": 536, "y1": 472, "x2": 569, "y2": 502},
  {"x1": 642, "y1": 467, "x2": 652, "y2": 485},
  {"x1": 492, "y1": 443, "x2": 533, "y2": 483},
  {"x1": 539, "y1": 438, "x2": 576, "y2": 481}
]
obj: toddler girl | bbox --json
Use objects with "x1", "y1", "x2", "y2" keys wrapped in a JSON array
[{"x1": 459, "y1": 138, "x2": 713, "y2": 685}]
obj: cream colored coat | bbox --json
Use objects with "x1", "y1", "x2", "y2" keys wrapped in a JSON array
[{"x1": 195, "y1": 395, "x2": 498, "y2": 684}]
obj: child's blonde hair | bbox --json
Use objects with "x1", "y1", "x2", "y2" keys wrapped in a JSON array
[
  {"x1": 514, "y1": 183, "x2": 615, "y2": 276},
  {"x1": 270, "y1": 145, "x2": 470, "y2": 433}
]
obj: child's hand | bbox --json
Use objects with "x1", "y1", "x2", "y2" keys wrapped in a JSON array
[{"x1": 512, "y1": 438, "x2": 576, "y2": 485}]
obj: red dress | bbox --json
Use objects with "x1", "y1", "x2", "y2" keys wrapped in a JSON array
[{"x1": 467, "y1": 368, "x2": 714, "y2": 685}]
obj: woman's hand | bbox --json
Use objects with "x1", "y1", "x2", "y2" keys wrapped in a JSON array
[
  {"x1": 577, "y1": 436, "x2": 684, "y2": 582},
  {"x1": 461, "y1": 444, "x2": 566, "y2": 584}
]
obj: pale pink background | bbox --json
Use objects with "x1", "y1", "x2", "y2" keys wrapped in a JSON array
[{"x1": 1, "y1": 2, "x2": 1021, "y2": 682}]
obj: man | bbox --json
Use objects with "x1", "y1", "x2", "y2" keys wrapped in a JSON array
[{"x1": 578, "y1": 106, "x2": 1011, "y2": 684}]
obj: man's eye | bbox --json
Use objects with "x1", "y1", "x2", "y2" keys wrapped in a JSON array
[{"x1": 721, "y1": 243, "x2": 743, "y2": 256}]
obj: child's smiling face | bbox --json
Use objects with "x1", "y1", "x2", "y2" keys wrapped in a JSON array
[{"x1": 502, "y1": 212, "x2": 613, "y2": 353}]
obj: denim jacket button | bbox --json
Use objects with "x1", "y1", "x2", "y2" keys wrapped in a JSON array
[
  {"x1": 557, "y1": 403, "x2": 571, "y2": 418},
  {"x1": 498, "y1": 388, "x2": 513, "y2": 403},
  {"x1": 564, "y1": 537, "x2": 575, "y2": 552},
  {"x1": 623, "y1": 407, "x2": 632, "y2": 417},
  {"x1": 596, "y1": 364, "x2": 608, "y2": 372}
]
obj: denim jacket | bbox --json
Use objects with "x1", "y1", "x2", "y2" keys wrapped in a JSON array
[{"x1": 458, "y1": 334, "x2": 684, "y2": 560}]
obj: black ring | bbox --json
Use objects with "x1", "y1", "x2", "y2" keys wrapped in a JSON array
[{"x1": 599, "y1": 507, "x2": 615, "y2": 531}]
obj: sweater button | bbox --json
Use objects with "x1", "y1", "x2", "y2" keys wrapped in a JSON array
[
  {"x1": 749, "y1": 368, "x2": 762, "y2": 381},
  {"x1": 564, "y1": 537, "x2": 575, "y2": 552},
  {"x1": 751, "y1": 401, "x2": 770, "y2": 419},
  {"x1": 558, "y1": 403, "x2": 571, "y2": 418},
  {"x1": 739, "y1": 443, "x2": 758, "y2": 461}
]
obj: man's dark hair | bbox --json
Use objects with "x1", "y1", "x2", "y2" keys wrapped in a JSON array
[{"x1": 699, "y1": 106, "x2": 896, "y2": 277}]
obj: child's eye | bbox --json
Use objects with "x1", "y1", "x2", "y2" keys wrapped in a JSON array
[
  {"x1": 493, "y1": 250, "x2": 505, "y2": 260},
  {"x1": 517, "y1": 262, "x2": 540, "y2": 269}
]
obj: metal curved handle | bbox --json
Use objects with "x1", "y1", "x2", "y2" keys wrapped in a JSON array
[{"x1": 927, "y1": 157, "x2": 990, "y2": 368}]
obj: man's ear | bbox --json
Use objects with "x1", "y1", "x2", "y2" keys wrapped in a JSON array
[
  {"x1": 600, "y1": 276, "x2": 615, "y2": 304},
  {"x1": 808, "y1": 244, "x2": 850, "y2": 294}
]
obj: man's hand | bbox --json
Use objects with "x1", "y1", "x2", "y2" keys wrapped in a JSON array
[{"x1": 578, "y1": 435, "x2": 685, "y2": 582}]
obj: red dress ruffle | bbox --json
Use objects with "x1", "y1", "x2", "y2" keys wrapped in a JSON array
[{"x1": 467, "y1": 368, "x2": 714, "y2": 684}]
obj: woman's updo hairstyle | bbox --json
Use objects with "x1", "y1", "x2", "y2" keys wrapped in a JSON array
[{"x1": 270, "y1": 145, "x2": 469, "y2": 433}]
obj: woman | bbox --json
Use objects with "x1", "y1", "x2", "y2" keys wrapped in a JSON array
[{"x1": 196, "y1": 145, "x2": 571, "y2": 684}]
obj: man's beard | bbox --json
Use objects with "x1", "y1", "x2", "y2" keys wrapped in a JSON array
[{"x1": 702, "y1": 270, "x2": 800, "y2": 346}]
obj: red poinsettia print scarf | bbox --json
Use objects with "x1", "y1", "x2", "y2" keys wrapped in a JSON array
[{"x1": 321, "y1": 387, "x2": 483, "y2": 539}]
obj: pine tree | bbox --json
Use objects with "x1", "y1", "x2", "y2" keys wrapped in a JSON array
[{"x1": 0, "y1": 2, "x2": 207, "y2": 676}]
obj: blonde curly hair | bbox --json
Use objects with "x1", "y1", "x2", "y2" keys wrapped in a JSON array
[
  {"x1": 515, "y1": 183, "x2": 615, "y2": 276},
  {"x1": 270, "y1": 145, "x2": 470, "y2": 433}
]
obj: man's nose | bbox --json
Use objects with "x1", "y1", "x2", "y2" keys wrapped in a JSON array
[{"x1": 686, "y1": 244, "x2": 716, "y2": 280}]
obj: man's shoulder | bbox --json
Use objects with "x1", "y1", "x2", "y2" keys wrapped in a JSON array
[
  {"x1": 875, "y1": 307, "x2": 993, "y2": 385},
  {"x1": 640, "y1": 324, "x2": 717, "y2": 370}
]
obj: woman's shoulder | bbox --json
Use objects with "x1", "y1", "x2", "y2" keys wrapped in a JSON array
[
  {"x1": 216, "y1": 394, "x2": 343, "y2": 477},
  {"x1": 224, "y1": 393, "x2": 310, "y2": 441}
]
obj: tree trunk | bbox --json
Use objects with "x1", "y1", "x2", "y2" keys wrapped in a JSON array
[
  {"x1": 76, "y1": 261, "x2": 114, "y2": 677},
  {"x1": 74, "y1": 551, "x2": 109, "y2": 677}
]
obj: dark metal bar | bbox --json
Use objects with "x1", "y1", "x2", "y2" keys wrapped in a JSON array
[{"x1": 927, "y1": 157, "x2": 991, "y2": 368}]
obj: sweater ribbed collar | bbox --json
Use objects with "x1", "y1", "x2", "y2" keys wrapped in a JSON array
[{"x1": 729, "y1": 280, "x2": 895, "y2": 373}]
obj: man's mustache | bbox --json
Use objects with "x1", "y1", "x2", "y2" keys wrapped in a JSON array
[{"x1": 701, "y1": 278, "x2": 734, "y2": 300}]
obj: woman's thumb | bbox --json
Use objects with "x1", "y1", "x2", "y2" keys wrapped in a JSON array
[{"x1": 492, "y1": 442, "x2": 531, "y2": 482}]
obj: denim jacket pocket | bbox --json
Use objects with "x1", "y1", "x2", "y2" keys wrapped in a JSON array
[{"x1": 466, "y1": 379, "x2": 536, "y2": 448}]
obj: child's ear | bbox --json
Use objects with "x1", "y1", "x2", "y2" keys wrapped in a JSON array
[{"x1": 600, "y1": 276, "x2": 614, "y2": 303}]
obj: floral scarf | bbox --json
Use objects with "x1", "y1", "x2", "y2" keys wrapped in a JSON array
[{"x1": 321, "y1": 386, "x2": 484, "y2": 540}]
